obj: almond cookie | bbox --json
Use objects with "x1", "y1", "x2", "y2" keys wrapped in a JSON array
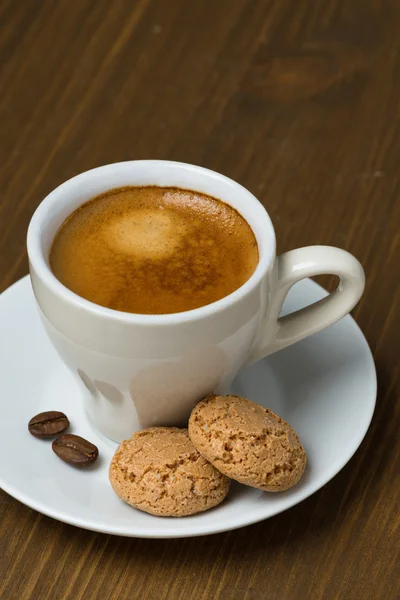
[
  {"x1": 189, "y1": 395, "x2": 306, "y2": 492},
  {"x1": 109, "y1": 427, "x2": 230, "y2": 517}
]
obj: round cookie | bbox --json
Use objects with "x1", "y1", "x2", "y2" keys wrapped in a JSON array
[
  {"x1": 109, "y1": 427, "x2": 230, "y2": 517},
  {"x1": 189, "y1": 395, "x2": 306, "y2": 492}
]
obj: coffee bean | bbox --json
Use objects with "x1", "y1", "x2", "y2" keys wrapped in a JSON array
[
  {"x1": 28, "y1": 411, "x2": 70, "y2": 438},
  {"x1": 52, "y1": 434, "x2": 99, "y2": 467}
]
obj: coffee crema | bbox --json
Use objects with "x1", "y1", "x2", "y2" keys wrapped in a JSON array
[{"x1": 50, "y1": 186, "x2": 259, "y2": 314}]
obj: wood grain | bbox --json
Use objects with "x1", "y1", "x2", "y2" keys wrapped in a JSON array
[{"x1": 0, "y1": 1, "x2": 399, "y2": 598}]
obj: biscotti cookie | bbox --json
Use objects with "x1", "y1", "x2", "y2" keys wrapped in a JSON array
[
  {"x1": 109, "y1": 427, "x2": 230, "y2": 516},
  {"x1": 189, "y1": 395, "x2": 306, "y2": 492}
]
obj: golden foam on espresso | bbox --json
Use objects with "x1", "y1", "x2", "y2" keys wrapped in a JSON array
[
  {"x1": 49, "y1": 186, "x2": 259, "y2": 314},
  {"x1": 104, "y1": 208, "x2": 188, "y2": 259}
]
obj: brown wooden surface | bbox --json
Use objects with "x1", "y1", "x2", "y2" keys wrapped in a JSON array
[{"x1": 1, "y1": 1, "x2": 399, "y2": 598}]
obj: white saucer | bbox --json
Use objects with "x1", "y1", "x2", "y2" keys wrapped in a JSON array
[{"x1": 0, "y1": 276, "x2": 376, "y2": 538}]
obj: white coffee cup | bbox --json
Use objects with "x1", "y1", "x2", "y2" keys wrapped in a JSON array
[{"x1": 27, "y1": 160, "x2": 365, "y2": 442}]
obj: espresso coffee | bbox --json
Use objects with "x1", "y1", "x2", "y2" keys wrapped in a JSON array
[{"x1": 50, "y1": 186, "x2": 258, "y2": 314}]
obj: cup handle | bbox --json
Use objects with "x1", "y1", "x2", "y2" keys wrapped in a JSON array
[{"x1": 246, "y1": 246, "x2": 365, "y2": 364}]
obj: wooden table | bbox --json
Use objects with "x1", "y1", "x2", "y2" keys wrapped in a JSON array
[{"x1": 1, "y1": 1, "x2": 399, "y2": 598}]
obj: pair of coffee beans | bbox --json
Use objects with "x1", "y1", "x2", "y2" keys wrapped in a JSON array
[{"x1": 28, "y1": 411, "x2": 98, "y2": 467}]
